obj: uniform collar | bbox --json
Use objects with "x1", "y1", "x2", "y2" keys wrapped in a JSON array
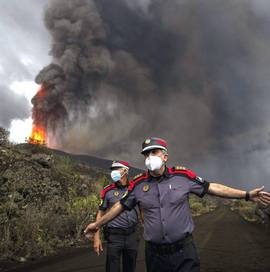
[
  {"x1": 115, "y1": 181, "x2": 129, "y2": 189},
  {"x1": 163, "y1": 166, "x2": 170, "y2": 178},
  {"x1": 148, "y1": 166, "x2": 170, "y2": 181}
]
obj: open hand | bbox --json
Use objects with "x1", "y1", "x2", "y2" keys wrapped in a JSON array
[
  {"x1": 93, "y1": 238, "x2": 103, "y2": 256},
  {"x1": 249, "y1": 186, "x2": 270, "y2": 206}
]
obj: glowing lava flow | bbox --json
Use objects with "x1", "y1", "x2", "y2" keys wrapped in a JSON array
[
  {"x1": 28, "y1": 125, "x2": 46, "y2": 145},
  {"x1": 28, "y1": 84, "x2": 47, "y2": 145}
]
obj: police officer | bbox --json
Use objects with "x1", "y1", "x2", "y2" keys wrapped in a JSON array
[
  {"x1": 85, "y1": 137, "x2": 270, "y2": 272},
  {"x1": 91, "y1": 160, "x2": 140, "y2": 272}
]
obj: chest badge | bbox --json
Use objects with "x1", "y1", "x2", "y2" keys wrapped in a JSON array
[
  {"x1": 114, "y1": 191, "x2": 119, "y2": 197},
  {"x1": 143, "y1": 184, "x2": 150, "y2": 192},
  {"x1": 121, "y1": 191, "x2": 128, "y2": 199}
]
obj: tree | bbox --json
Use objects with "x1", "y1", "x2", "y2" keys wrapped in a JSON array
[{"x1": 0, "y1": 127, "x2": 10, "y2": 146}]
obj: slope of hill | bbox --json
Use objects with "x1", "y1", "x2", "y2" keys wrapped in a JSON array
[
  {"x1": 0, "y1": 143, "x2": 108, "y2": 265},
  {"x1": 51, "y1": 148, "x2": 142, "y2": 177}
]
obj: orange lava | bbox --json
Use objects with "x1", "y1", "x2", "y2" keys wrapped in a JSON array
[
  {"x1": 36, "y1": 84, "x2": 46, "y2": 97},
  {"x1": 28, "y1": 84, "x2": 47, "y2": 145},
  {"x1": 28, "y1": 125, "x2": 46, "y2": 145}
]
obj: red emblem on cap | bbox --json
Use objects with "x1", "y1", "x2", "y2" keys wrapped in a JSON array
[
  {"x1": 111, "y1": 160, "x2": 130, "y2": 169},
  {"x1": 156, "y1": 139, "x2": 167, "y2": 148},
  {"x1": 119, "y1": 161, "x2": 129, "y2": 168}
]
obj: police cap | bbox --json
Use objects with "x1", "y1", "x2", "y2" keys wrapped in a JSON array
[
  {"x1": 141, "y1": 137, "x2": 168, "y2": 154},
  {"x1": 110, "y1": 160, "x2": 130, "y2": 170}
]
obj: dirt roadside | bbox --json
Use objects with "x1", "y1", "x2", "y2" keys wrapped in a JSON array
[
  {"x1": 194, "y1": 205, "x2": 270, "y2": 272},
  {"x1": 2, "y1": 205, "x2": 270, "y2": 272}
]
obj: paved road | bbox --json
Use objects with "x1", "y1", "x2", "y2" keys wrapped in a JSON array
[{"x1": 5, "y1": 206, "x2": 270, "y2": 272}]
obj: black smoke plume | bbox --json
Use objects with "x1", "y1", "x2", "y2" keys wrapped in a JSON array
[{"x1": 34, "y1": 0, "x2": 270, "y2": 189}]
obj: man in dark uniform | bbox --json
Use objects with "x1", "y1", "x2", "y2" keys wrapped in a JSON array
[
  {"x1": 90, "y1": 160, "x2": 140, "y2": 272},
  {"x1": 85, "y1": 138, "x2": 270, "y2": 272}
]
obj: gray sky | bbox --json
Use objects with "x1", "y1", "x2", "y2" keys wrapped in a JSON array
[{"x1": 0, "y1": 0, "x2": 50, "y2": 139}]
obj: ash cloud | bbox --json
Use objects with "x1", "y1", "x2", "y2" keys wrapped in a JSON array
[
  {"x1": 0, "y1": 85, "x2": 30, "y2": 127},
  {"x1": 35, "y1": 0, "x2": 270, "y2": 189}
]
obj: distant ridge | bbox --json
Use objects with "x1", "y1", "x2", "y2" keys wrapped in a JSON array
[{"x1": 51, "y1": 149, "x2": 142, "y2": 177}]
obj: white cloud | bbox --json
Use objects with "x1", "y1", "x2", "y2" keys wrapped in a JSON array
[
  {"x1": 0, "y1": 63, "x2": 4, "y2": 74},
  {"x1": 9, "y1": 80, "x2": 39, "y2": 102},
  {"x1": 9, "y1": 117, "x2": 32, "y2": 143},
  {"x1": 8, "y1": 80, "x2": 39, "y2": 142}
]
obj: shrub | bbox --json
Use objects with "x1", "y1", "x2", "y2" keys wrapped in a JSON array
[
  {"x1": 68, "y1": 194, "x2": 100, "y2": 239},
  {"x1": 189, "y1": 195, "x2": 217, "y2": 217},
  {"x1": 54, "y1": 155, "x2": 75, "y2": 175},
  {"x1": 0, "y1": 127, "x2": 10, "y2": 146}
]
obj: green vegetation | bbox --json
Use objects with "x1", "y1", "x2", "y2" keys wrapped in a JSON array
[
  {"x1": 54, "y1": 155, "x2": 75, "y2": 175},
  {"x1": 229, "y1": 200, "x2": 259, "y2": 222},
  {"x1": 68, "y1": 194, "x2": 99, "y2": 240},
  {"x1": 0, "y1": 127, "x2": 10, "y2": 146},
  {"x1": 190, "y1": 195, "x2": 217, "y2": 217},
  {"x1": 0, "y1": 136, "x2": 107, "y2": 262}
]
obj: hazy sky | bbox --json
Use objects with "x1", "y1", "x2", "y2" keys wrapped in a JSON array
[{"x1": 0, "y1": 0, "x2": 50, "y2": 142}]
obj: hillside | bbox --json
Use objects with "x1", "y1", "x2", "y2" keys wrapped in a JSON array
[
  {"x1": 0, "y1": 142, "x2": 109, "y2": 264},
  {"x1": 50, "y1": 148, "x2": 142, "y2": 177}
]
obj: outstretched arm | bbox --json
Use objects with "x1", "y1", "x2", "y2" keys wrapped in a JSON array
[
  {"x1": 84, "y1": 201, "x2": 124, "y2": 238},
  {"x1": 208, "y1": 183, "x2": 270, "y2": 206}
]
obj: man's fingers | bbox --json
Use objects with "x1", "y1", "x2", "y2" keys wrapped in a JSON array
[
  {"x1": 84, "y1": 225, "x2": 92, "y2": 234},
  {"x1": 260, "y1": 194, "x2": 270, "y2": 202},
  {"x1": 259, "y1": 192, "x2": 270, "y2": 201},
  {"x1": 93, "y1": 242, "x2": 103, "y2": 256},
  {"x1": 84, "y1": 223, "x2": 98, "y2": 234},
  {"x1": 259, "y1": 191, "x2": 270, "y2": 198},
  {"x1": 258, "y1": 197, "x2": 269, "y2": 207},
  {"x1": 260, "y1": 196, "x2": 270, "y2": 205},
  {"x1": 94, "y1": 244, "x2": 100, "y2": 255}
]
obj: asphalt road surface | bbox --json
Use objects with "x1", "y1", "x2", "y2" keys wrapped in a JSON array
[{"x1": 5, "y1": 206, "x2": 270, "y2": 272}]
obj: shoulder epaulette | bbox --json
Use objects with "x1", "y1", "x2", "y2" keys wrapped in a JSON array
[
  {"x1": 168, "y1": 166, "x2": 197, "y2": 180},
  {"x1": 133, "y1": 173, "x2": 144, "y2": 181},
  {"x1": 174, "y1": 165, "x2": 187, "y2": 171},
  {"x1": 128, "y1": 172, "x2": 149, "y2": 191},
  {"x1": 101, "y1": 183, "x2": 116, "y2": 199}
]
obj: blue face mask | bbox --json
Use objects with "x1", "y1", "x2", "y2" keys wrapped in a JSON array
[{"x1": 111, "y1": 170, "x2": 122, "y2": 182}]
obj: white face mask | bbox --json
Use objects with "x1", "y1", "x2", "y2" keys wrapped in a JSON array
[{"x1": 145, "y1": 155, "x2": 163, "y2": 171}]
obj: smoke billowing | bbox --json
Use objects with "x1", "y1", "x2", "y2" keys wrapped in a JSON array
[{"x1": 34, "y1": 0, "x2": 270, "y2": 189}]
